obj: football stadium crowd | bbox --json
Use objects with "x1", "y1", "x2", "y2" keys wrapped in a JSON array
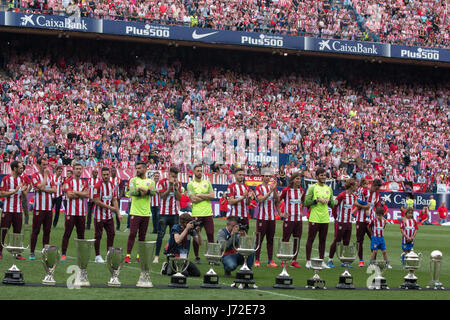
[
  {"x1": 0, "y1": 34, "x2": 448, "y2": 191},
  {"x1": 2, "y1": 0, "x2": 448, "y2": 48}
]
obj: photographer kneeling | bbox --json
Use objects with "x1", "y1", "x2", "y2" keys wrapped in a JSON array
[
  {"x1": 217, "y1": 216, "x2": 254, "y2": 276},
  {"x1": 161, "y1": 213, "x2": 202, "y2": 277}
]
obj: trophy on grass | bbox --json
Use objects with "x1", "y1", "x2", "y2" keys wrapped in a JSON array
[
  {"x1": 136, "y1": 241, "x2": 156, "y2": 288},
  {"x1": 336, "y1": 242, "x2": 359, "y2": 289},
  {"x1": 41, "y1": 244, "x2": 60, "y2": 285},
  {"x1": 306, "y1": 258, "x2": 326, "y2": 289},
  {"x1": 273, "y1": 237, "x2": 299, "y2": 289},
  {"x1": 168, "y1": 253, "x2": 190, "y2": 288},
  {"x1": 74, "y1": 238, "x2": 95, "y2": 287},
  {"x1": 426, "y1": 250, "x2": 444, "y2": 290},
  {"x1": 400, "y1": 250, "x2": 422, "y2": 290},
  {"x1": 231, "y1": 233, "x2": 260, "y2": 289},
  {"x1": 1, "y1": 231, "x2": 28, "y2": 285},
  {"x1": 367, "y1": 261, "x2": 389, "y2": 290},
  {"x1": 201, "y1": 241, "x2": 225, "y2": 288},
  {"x1": 106, "y1": 247, "x2": 125, "y2": 287}
]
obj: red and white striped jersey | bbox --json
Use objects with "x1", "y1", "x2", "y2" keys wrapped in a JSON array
[
  {"x1": 157, "y1": 179, "x2": 181, "y2": 215},
  {"x1": 1, "y1": 175, "x2": 23, "y2": 213},
  {"x1": 356, "y1": 188, "x2": 381, "y2": 222},
  {"x1": 87, "y1": 177, "x2": 100, "y2": 199},
  {"x1": 64, "y1": 178, "x2": 88, "y2": 216},
  {"x1": 31, "y1": 173, "x2": 55, "y2": 211},
  {"x1": 110, "y1": 176, "x2": 123, "y2": 196},
  {"x1": 400, "y1": 218, "x2": 418, "y2": 244},
  {"x1": 151, "y1": 180, "x2": 161, "y2": 207},
  {"x1": 227, "y1": 183, "x2": 251, "y2": 218},
  {"x1": 93, "y1": 181, "x2": 118, "y2": 221},
  {"x1": 280, "y1": 186, "x2": 305, "y2": 222},
  {"x1": 255, "y1": 184, "x2": 277, "y2": 221},
  {"x1": 52, "y1": 175, "x2": 65, "y2": 198},
  {"x1": 370, "y1": 218, "x2": 386, "y2": 238},
  {"x1": 334, "y1": 191, "x2": 357, "y2": 223}
]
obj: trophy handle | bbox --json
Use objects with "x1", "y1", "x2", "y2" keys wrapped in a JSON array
[
  {"x1": 218, "y1": 240, "x2": 226, "y2": 257},
  {"x1": 254, "y1": 232, "x2": 261, "y2": 253},
  {"x1": 336, "y1": 241, "x2": 342, "y2": 259},
  {"x1": 293, "y1": 237, "x2": 300, "y2": 258}
]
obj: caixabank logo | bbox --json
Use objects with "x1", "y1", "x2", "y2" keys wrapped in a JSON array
[
  {"x1": 400, "y1": 47, "x2": 440, "y2": 61},
  {"x1": 19, "y1": 14, "x2": 88, "y2": 31}
]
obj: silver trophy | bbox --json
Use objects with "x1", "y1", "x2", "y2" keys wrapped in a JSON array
[
  {"x1": 1, "y1": 231, "x2": 28, "y2": 285},
  {"x1": 136, "y1": 241, "x2": 156, "y2": 288},
  {"x1": 368, "y1": 261, "x2": 389, "y2": 290},
  {"x1": 41, "y1": 245, "x2": 60, "y2": 286},
  {"x1": 336, "y1": 242, "x2": 359, "y2": 289},
  {"x1": 74, "y1": 238, "x2": 95, "y2": 287},
  {"x1": 400, "y1": 250, "x2": 422, "y2": 290},
  {"x1": 426, "y1": 250, "x2": 444, "y2": 290},
  {"x1": 201, "y1": 242, "x2": 225, "y2": 288},
  {"x1": 106, "y1": 247, "x2": 125, "y2": 287},
  {"x1": 231, "y1": 233, "x2": 260, "y2": 289},
  {"x1": 274, "y1": 237, "x2": 299, "y2": 289},
  {"x1": 306, "y1": 258, "x2": 326, "y2": 289},
  {"x1": 168, "y1": 256, "x2": 190, "y2": 288}
]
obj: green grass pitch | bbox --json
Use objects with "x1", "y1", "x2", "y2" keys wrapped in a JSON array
[{"x1": 0, "y1": 218, "x2": 449, "y2": 300}]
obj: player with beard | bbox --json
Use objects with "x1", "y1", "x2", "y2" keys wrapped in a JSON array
[
  {"x1": 60, "y1": 163, "x2": 90, "y2": 261},
  {"x1": 0, "y1": 161, "x2": 28, "y2": 260},
  {"x1": 187, "y1": 164, "x2": 215, "y2": 264},
  {"x1": 279, "y1": 171, "x2": 305, "y2": 268},
  {"x1": 227, "y1": 167, "x2": 253, "y2": 229},
  {"x1": 29, "y1": 158, "x2": 56, "y2": 260},
  {"x1": 93, "y1": 167, "x2": 121, "y2": 263},
  {"x1": 304, "y1": 168, "x2": 335, "y2": 269}
]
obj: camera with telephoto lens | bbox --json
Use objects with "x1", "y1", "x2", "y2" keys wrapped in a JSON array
[
  {"x1": 188, "y1": 220, "x2": 203, "y2": 236},
  {"x1": 237, "y1": 218, "x2": 249, "y2": 232}
]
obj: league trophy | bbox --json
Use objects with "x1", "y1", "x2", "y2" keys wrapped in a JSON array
[
  {"x1": 368, "y1": 261, "x2": 389, "y2": 290},
  {"x1": 74, "y1": 238, "x2": 95, "y2": 287},
  {"x1": 1, "y1": 231, "x2": 27, "y2": 285},
  {"x1": 231, "y1": 233, "x2": 259, "y2": 289},
  {"x1": 106, "y1": 247, "x2": 125, "y2": 287},
  {"x1": 168, "y1": 256, "x2": 190, "y2": 288},
  {"x1": 201, "y1": 242, "x2": 225, "y2": 288},
  {"x1": 306, "y1": 258, "x2": 326, "y2": 289},
  {"x1": 273, "y1": 237, "x2": 299, "y2": 289},
  {"x1": 136, "y1": 241, "x2": 156, "y2": 288},
  {"x1": 426, "y1": 250, "x2": 444, "y2": 290},
  {"x1": 336, "y1": 242, "x2": 359, "y2": 289},
  {"x1": 400, "y1": 250, "x2": 422, "y2": 290},
  {"x1": 41, "y1": 244, "x2": 60, "y2": 286}
]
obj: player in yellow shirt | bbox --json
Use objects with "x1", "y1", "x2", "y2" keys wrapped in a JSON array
[
  {"x1": 124, "y1": 161, "x2": 156, "y2": 263},
  {"x1": 187, "y1": 164, "x2": 215, "y2": 264}
]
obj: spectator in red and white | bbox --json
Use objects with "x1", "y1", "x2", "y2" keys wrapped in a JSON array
[{"x1": 438, "y1": 202, "x2": 448, "y2": 225}]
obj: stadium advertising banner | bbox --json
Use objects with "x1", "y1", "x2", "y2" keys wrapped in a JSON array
[
  {"x1": 304, "y1": 36, "x2": 390, "y2": 57},
  {"x1": 1, "y1": 12, "x2": 449, "y2": 63},
  {"x1": 3, "y1": 11, "x2": 102, "y2": 33},
  {"x1": 391, "y1": 44, "x2": 450, "y2": 63},
  {"x1": 102, "y1": 20, "x2": 304, "y2": 50}
]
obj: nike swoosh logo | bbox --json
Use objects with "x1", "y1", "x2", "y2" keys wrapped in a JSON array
[{"x1": 192, "y1": 30, "x2": 219, "y2": 40}]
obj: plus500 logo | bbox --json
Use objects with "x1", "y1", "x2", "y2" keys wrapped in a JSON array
[
  {"x1": 241, "y1": 34, "x2": 284, "y2": 47},
  {"x1": 400, "y1": 48, "x2": 439, "y2": 60},
  {"x1": 125, "y1": 25, "x2": 170, "y2": 38}
]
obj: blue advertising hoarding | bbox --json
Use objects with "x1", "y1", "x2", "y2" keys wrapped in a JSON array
[
  {"x1": 0, "y1": 11, "x2": 448, "y2": 63},
  {"x1": 304, "y1": 36, "x2": 390, "y2": 57}
]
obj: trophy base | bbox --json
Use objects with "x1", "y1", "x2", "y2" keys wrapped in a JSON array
[
  {"x1": 201, "y1": 274, "x2": 220, "y2": 288},
  {"x1": 274, "y1": 275, "x2": 294, "y2": 289},
  {"x1": 136, "y1": 282, "x2": 154, "y2": 288},
  {"x1": 306, "y1": 279, "x2": 326, "y2": 289},
  {"x1": 369, "y1": 277, "x2": 389, "y2": 290},
  {"x1": 336, "y1": 275, "x2": 355, "y2": 289},
  {"x1": 401, "y1": 278, "x2": 421, "y2": 290},
  {"x1": 42, "y1": 280, "x2": 56, "y2": 286},
  {"x1": 108, "y1": 279, "x2": 122, "y2": 288},
  {"x1": 74, "y1": 281, "x2": 91, "y2": 287},
  {"x1": 169, "y1": 274, "x2": 188, "y2": 288},
  {"x1": 3, "y1": 269, "x2": 25, "y2": 285}
]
